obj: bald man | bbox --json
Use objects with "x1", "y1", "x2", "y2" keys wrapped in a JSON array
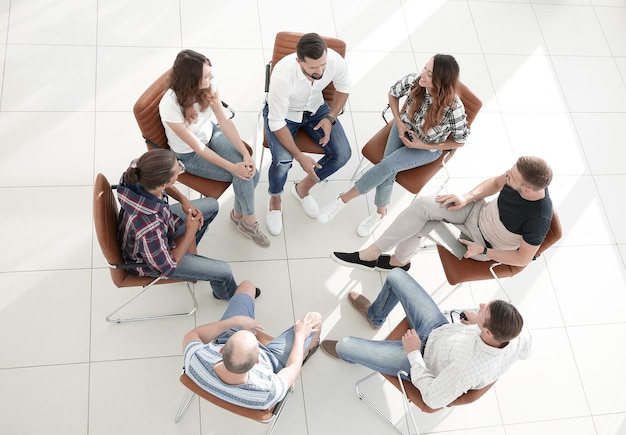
[{"x1": 182, "y1": 281, "x2": 321, "y2": 409}]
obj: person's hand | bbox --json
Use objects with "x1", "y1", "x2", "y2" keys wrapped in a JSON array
[
  {"x1": 231, "y1": 161, "x2": 256, "y2": 181},
  {"x1": 243, "y1": 155, "x2": 256, "y2": 173},
  {"x1": 296, "y1": 155, "x2": 322, "y2": 181},
  {"x1": 313, "y1": 118, "x2": 333, "y2": 146},
  {"x1": 181, "y1": 202, "x2": 204, "y2": 228},
  {"x1": 184, "y1": 207, "x2": 203, "y2": 233},
  {"x1": 233, "y1": 315, "x2": 264, "y2": 333},
  {"x1": 401, "y1": 329, "x2": 422, "y2": 354},
  {"x1": 294, "y1": 312, "x2": 322, "y2": 338},
  {"x1": 459, "y1": 239, "x2": 483, "y2": 258},
  {"x1": 459, "y1": 310, "x2": 478, "y2": 325},
  {"x1": 435, "y1": 194, "x2": 467, "y2": 210}
]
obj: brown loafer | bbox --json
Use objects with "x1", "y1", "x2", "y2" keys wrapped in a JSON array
[
  {"x1": 320, "y1": 340, "x2": 339, "y2": 359},
  {"x1": 348, "y1": 291, "x2": 381, "y2": 330}
]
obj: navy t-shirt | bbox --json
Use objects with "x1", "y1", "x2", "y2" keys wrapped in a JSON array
[{"x1": 497, "y1": 184, "x2": 552, "y2": 246}]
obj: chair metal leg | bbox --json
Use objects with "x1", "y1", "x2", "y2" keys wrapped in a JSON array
[
  {"x1": 254, "y1": 107, "x2": 267, "y2": 169},
  {"x1": 349, "y1": 154, "x2": 372, "y2": 183},
  {"x1": 265, "y1": 385, "x2": 294, "y2": 435},
  {"x1": 105, "y1": 277, "x2": 198, "y2": 323},
  {"x1": 489, "y1": 262, "x2": 512, "y2": 302},
  {"x1": 355, "y1": 371, "x2": 419, "y2": 435},
  {"x1": 174, "y1": 390, "x2": 196, "y2": 423}
]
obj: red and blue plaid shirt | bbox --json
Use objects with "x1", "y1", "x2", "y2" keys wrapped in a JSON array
[{"x1": 117, "y1": 181, "x2": 184, "y2": 277}]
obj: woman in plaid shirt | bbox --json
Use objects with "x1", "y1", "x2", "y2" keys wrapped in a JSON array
[{"x1": 318, "y1": 54, "x2": 470, "y2": 236}]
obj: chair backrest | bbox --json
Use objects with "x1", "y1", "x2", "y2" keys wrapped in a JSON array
[
  {"x1": 179, "y1": 373, "x2": 277, "y2": 422},
  {"x1": 93, "y1": 173, "x2": 132, "y2": 288},
  {"x1": 382, "y1": 317, "x2": 494, "y2": 413},
  {"x1": 362, "y1": 81, "x2": 482, "y2": 194},
  {"x1": 264, "y1": 32, "x2": 347, "y2": 154},
  {"x1": 437, "y1": 210, "x2": 562, "y2": 286},
  {"x1": 133, "y1": 71, "x2": 232, "y2": 199}
]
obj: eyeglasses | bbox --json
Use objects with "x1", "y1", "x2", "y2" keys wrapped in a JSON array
[{"x1": 177, "y1": 160, "x2": 186, "y2": 175}]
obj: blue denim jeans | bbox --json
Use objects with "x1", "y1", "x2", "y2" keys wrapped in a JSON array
[
  {"x1": 263, "y1": 103, "x2": 352, "y2": 196},
  {"x1": 168, "y1": 197, "x2": 237, "y2": 300},
  {"x1": 336, "y1": 268, "x2": 448, "y2": 377},
  {"x1": 215, "y1": 294, "x2": 318, "y2": 372},
  {"x1": 355, "y1": 122, "x2": 442, "y2": 208},
  {"x1": 174, "y1": 123, "x2": 260, "y2": 216}
]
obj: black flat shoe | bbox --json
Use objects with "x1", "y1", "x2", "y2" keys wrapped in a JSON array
[
  {"x1": 331, "y1": 251, "x2": 376, "y2": 271},
  {"x1": 375, "y1": 255, "x2": 410, "y2": 272}
]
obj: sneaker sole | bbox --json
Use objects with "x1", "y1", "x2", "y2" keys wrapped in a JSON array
[{"x1": 330, "y1": 252, "x2": 376, "y2": 272}]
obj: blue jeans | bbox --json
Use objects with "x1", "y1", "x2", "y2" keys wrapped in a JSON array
[
  {"x1": 336, "y1": 268, "x2": 448, "y2": 377},
  {"x1": 174, "y1": 123, "x2": 260, "y2": 216},
  {"x1": 264, "y1": 103, "x2": 352, "y2": 196},
  {"x1": 168, "y1": 197, "x2": 237, "y2": 300},
  {"x1": 355, "y1": 122, "x2": 442, "y2": 208},
  {"x1": 215, "y1": 294, "x2": 318, "y2": 372}
]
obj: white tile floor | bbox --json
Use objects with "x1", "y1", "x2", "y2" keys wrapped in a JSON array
[{"x1": 0, "y1": 0, "x2": 625, "y2": 434}]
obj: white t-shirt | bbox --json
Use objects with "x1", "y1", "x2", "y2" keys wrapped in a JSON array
[{"x1": 159, "y1": 87, "x2": 215, "y2": 154}]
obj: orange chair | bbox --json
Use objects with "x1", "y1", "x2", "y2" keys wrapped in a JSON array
[
  {"x1": 355, "y1": 317, "x2": 495, "y2": 434},
  {"x1": 435, "y1": 211, "x2": 562, "y2": 302},
  {"x1": 133, "y1": 70, "x2": 250, "y2": 199},
  {"x1": 355, "y1": 82, "x2": 482, "y2": 195},
  {"x1": 256, "y1": 31, "x2": 347, "y2": 164},
  {"x1": 174, "y1": 331, "x2": 292, "y2": 434},
  {"x1": 93, "y1": 173, "x2": 197, "y2": 323}
]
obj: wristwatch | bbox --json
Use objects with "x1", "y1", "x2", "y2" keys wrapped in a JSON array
[
  {"x1": 325, "y1": 115, "x2": 336, "y2": 125},
  {"x1": 482, "y1": 246, "x2": 488, "y2": 256}
]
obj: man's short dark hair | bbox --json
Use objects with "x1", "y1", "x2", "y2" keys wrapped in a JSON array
[
  {"x1": 484, "y1": 300, "x2": 524, "y2": 343},
  {"x1": 296, "y1": 33, "x2": 327, "y2": 61},
  {"x1": 222, "y1": 340, "x2": 257, "y2": 374},
  {"x1": 516, "y1": 156, "x2": 553, "y2": 191}
]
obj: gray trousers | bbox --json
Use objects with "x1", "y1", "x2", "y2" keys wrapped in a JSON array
[{"x1": 374, "y1": 196, "x2": 487, "y2": 263}]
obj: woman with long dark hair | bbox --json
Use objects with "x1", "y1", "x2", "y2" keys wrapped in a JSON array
[
  {"x1": 318, "y1": 54, "x2": 470, "y2": 236},
  {"x1": 159, "y1": 49, "x2": 270, "y2": 248}
]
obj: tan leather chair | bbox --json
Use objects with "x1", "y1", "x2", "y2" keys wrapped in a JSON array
[
  {"x1": 174, "y1": 331, "x2": 292, "y2": 434},
  {"x1": 257, "y1": 32, "x2": 347, "y2": 163},
  {"x1": 357, "y1": 82, "x2": 482, "y2": 195},
  {"x1": 133, "y1": 70, "x2": 250, "y2": 199},
  {"x1": 93, "y1": 173, "x2": 197, "y2": 323},
  {"x1": 436, "y1": 211, "x2": 562, "y2": 302},
  {"x1": 355, "y1": 317, "x2": 495, "y2": 434}
]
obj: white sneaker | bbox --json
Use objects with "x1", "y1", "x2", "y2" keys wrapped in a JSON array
[
  {"x1": 291, "y1": 183, "x2": 319, "y2": 218},
  {"x1": 318, "y1": 196, "x2": 345, "y2": 224},
  {"x1": 357, "y1": 212, "x2": 385, "y2": 237},
  {"x1": 266, "y1": 199, "x2": 282, "y2": 235}
]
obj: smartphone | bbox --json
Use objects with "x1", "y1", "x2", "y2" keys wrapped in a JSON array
[{"x1": 404, "y1": 130, "x2": 413, "y2": 141}]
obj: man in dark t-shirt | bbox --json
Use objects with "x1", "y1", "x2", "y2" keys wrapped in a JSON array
[{"x1": 332, "y1": 156, "x2": 553, "y2": 271}]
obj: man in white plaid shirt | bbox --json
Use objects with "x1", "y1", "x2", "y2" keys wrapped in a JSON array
[{"x1": 320, "y1": 268, "x2": 531, "y2": 409}]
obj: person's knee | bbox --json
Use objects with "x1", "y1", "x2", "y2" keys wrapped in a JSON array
[
  {"x1": 235, "y1": 280, "x2": 256, "y2": 298},
  {"x1": 335, "y1": 143, "x2": 352, "y2": 166},
  {"x1": 387, "y1": 268, "x2": 411, "y2": 289}
]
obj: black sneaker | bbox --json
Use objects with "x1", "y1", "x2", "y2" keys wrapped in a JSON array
[
  {"x1": 331, "y1": 251, "x2": 376, "y2": 271},
  {"x1": 375, "y1": 255, "x2": 410, "y2": 272},
  {"x1": 213, "y1": 287, "x2": 261, "y2": 300}
]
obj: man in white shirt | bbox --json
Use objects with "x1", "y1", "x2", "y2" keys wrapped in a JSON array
[
  {"x1": 320, "y1": 268, "x2": 531, "y2": 410},
  {"x1": 264, "y1": 32, "x2": 353, "y2": 235}
]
